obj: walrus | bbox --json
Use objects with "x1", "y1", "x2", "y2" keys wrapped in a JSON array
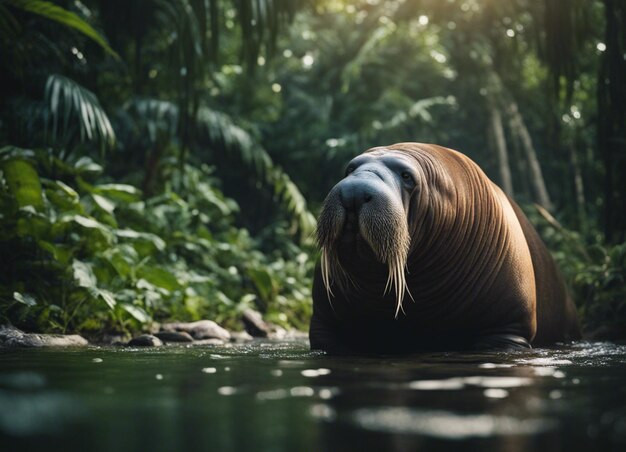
[{"x1": 310, "y1": 143, "x2": 581, "y2": 354}]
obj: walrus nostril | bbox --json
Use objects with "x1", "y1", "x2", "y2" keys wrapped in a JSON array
[{"x1": 339, "y1": 180, "x2": 373, "y2": 211}]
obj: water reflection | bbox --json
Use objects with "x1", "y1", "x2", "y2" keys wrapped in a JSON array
[
  {"x1": 351, "y1": 408, "x2": 556, "y2": 438},
  {"x1": 0, "y1": 341, "x2": 625, "y2": 451}
]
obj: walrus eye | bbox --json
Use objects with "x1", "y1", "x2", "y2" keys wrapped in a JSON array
[
  {"x1": 345, "y1": 166, "x2": 355, "y2": 176},
  {"x1": 401, "y1": 171, "x2": 413, "y2": 182}
]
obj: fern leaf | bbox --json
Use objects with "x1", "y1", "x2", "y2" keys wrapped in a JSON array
[
  {"x1": 45, "y1": 74, "x2": 116, "y2": 151},
  {"x1": 5, "y1": 0, "x2": 119, "y2": 58}
]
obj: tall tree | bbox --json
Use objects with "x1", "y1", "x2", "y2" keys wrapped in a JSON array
[{"x1": 598, "y1": 0, "x2": 626, "y2": 242}]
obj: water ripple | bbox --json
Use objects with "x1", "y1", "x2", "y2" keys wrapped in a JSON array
[{"x1": 352, "y1": 407, "x2": 557, "y2": 438}]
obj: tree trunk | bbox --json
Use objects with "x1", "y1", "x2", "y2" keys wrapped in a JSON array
[
  {"x1": 598, "y1": 0, "x2": 626, "y2": 243},
  {"x1": 488, "y1": 101, "x2": 514, "y2": 196},
  {"x1": 568, "y1": 140, "x2": 587, "y2": 233},
  {"x1": 505, "y1": 101, "x2": 553, "y2": 211}
]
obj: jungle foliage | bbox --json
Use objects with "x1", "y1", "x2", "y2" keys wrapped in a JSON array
[{"x1": 0, "y1": 0, "x2": 624, "y2": 337}]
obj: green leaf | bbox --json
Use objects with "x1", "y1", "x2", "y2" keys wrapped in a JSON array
[
  {"x1": 72, "y1": 260, "x2": 115, "y2": 309},
  {"x1": 6, "y1": 0, "x2": 119, "y2": 58},
  {"x1": 136, "y1": 265, "x2": 180, "y2": 292},
  {"x1": 94, "y1": 288, "x2": 116, "y2": 310},
  {"x1": 74, "y1": 157, "x2": 103, "y2": 176},
  {"x1": 44, "y1": 180, "x2": 80, "y2": 211},
  {"x1": 102, "y1": 245, "x2": 138, "y2": 279},
  {"x1": 115, "y1": 229, "x2": 166, "y2": 251},
  {"x1": 92, "y1": 184, "x2": 141, "y2": 203},
  {"x1": 70, "y1": 214, "x2": 104, "y2": 229},
  {"x1": 1, "y1": 157, "x2": 44, "y2": 209},
  {"x1": 58, "y1": 214, "x2": 115, "y2": 246},
  {"x1": 0, "y1": 145, "x2": 35, "y2": 162},
  {"x1": 247, "y1": 266, "x2": 276, "y2": 303},
  {"x1": 37, "y1": 240, "x2": 72, "y2": 265},
  {"x1": 92, "y1": 194, "x2": 115, "y2": 214},
  {"x1": 13, "y1": 291, "x2": 37, "y2": 306},
  {"x1": 54, "y1": 180, "x2": 79, "y2": 201},
  {"x1": 121, "y1": 303, "x2": 151, "y2": 323},
  {"x1": 73, "y1": 259, "x2": 97, "y2": 288}
]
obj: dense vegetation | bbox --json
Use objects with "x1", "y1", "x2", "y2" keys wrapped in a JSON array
[{"x1": 0, "y1": 0, "x2": 624, "y2": 338}]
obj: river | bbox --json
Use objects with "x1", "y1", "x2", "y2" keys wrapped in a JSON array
[{"x1": 1, "y1": 339, "x2": 625, "y2": 451}]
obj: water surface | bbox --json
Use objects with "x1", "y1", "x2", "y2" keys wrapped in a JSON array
[{"x1": 1, "y1": 340, "x2": 625, "y2": 451}]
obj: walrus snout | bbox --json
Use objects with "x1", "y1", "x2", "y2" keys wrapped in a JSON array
[{"x1": 339, "y1": 178, "x2": 373, "y2": 213}]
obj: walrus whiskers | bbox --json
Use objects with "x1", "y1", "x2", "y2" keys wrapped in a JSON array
[
  {"x1": 316, "y1": 161, "x2": 416, "y2": 317},
  {"x1": 360, "y1": 204, "x2": 411, "y2": 318},
  {"x1": 320, "y1": 247, "x2": 334, "y2": 300}
]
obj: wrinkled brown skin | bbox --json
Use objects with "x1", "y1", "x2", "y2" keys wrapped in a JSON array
[{"x1": 310, "y1": 143, "x2": 581, "y2": 354}]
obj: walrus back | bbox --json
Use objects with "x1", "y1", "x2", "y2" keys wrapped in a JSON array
[{"x1": 506, "y1": 198, "x2": 582, "y2": 345}]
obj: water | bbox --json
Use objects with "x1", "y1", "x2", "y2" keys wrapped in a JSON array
[{"x1": 1, "y1": 340, "x2": 625, "y2": 451}]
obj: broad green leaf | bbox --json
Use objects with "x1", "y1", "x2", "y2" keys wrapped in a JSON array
[
  {"x1": 37, "y1": 240, "x2": 72, "y2": 265},
  {"x1": 215, "y1": 291, "x2": 234, "y2": 306},
  {"x1": 58, "y1": 214, "x2": 114, "y2": 246},
  {"x1": 102, "y1": 247, "x2": 134, "y2": 279},
  {"x1": 74, "y1": 157, "x2": 103, "y2": 175},
  {"x1": 54, "y1": 180, "x2": 79, "y2": 201},
  {"x1": 0, "y1": 146, "x2": 35, "y2": 162},
  {"x1": 72, "y1": 259, "x2": 97, "y2": 288},
  {"x1": 92, "y1": 194, "x2": 115, "y2": 214},
  {"x1": 1, "y1": 158, "x2": 44, "y2": 209},
  {"x1": 44, "y1": 180, "x2": 81, "y2": 211},
  {"x1": 71, "y1": 214, "x2": 107, "y2": 230},
  {"x1": 115, "y1": 229, "x2": 166, "y2": 251},
  {"x1": 95, "y1": 288, "x2": 116, "y2": 310},
  {"x1": 137, "y1": 266, "x2": 180, "y2": 292},
  {"x1": 93, "y1": 184, "x2": 141, "y2": 203},
  {"x1": 13, "y1": 291, "x2": 37, "y2": 306},
  {"x1": 121, "y1": 303, "x2": 151, "y2": 323},
  {"x1": 247, "y1": 266, "x2": 276, "y2": 302}
]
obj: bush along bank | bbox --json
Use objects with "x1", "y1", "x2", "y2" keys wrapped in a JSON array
[{"x1": 0, "y1": 146, "x2": 315, "y2": 338}]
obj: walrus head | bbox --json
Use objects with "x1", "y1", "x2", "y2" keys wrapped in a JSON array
[{"x1": 317, "y1": 147, "x2": 431, "y2": 317}]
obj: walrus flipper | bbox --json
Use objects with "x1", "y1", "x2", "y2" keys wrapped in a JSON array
[
  {"x1": 309, "y1": 312, "x2": 346, "y2": 354},
  {"x1": 469, "y1": 334, "x2": 532, "y2": 350}
]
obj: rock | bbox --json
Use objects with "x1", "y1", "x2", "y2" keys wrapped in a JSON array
[
  {"x1": 241, "y1": 309, "x2": 272, "y2": 338},
  {"x1": 161, "y1": 320, "x2": 231, "y2": 341},
  {"x1": 269, "y1": 325, "x2": 288, "y2": 340},
  {"x1": 278, "y1": 329, "x2": 309, "y2": 340},
  {"x1": 98, "y1": 333, "x2": 131, "y2": 345},
  {"x1": 230, "y1": 331, "x2": 254, "y2": 343},
  {"x1": 154, "y1": 331, "x2": 194, "y2": 343},
  {"x1": 0, "y1": 325, "x2": 88, "y2": 348},
  {"x1": 128, "y1": 334, "x2": 163, "y2": 347}
]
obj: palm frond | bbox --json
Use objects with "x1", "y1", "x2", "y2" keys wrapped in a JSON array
[
  {"x1": 117, "y1": 100, "x2": 315, "y2": 236},
  {"x1": 381, "y1": 96, "x2": 456, "y2": 130},
  {"x1": 44, "y1": 74, "x2": 116, "y2": 152},
  {"x1": 4, "y1": 0, "x2": 119, "y2": 58},
  {"x1": 122, "y1": 98, "x2": 179, "y2": 146},
  {"x1": 195, "y1": 106, "x2": 315, "y2": 236},
  {"x1": 0, "y1": 3, "x2": 20, "y2": 41},
  {"x1": 341, "y1": 20, "x2": 397, "y2": 92}
]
